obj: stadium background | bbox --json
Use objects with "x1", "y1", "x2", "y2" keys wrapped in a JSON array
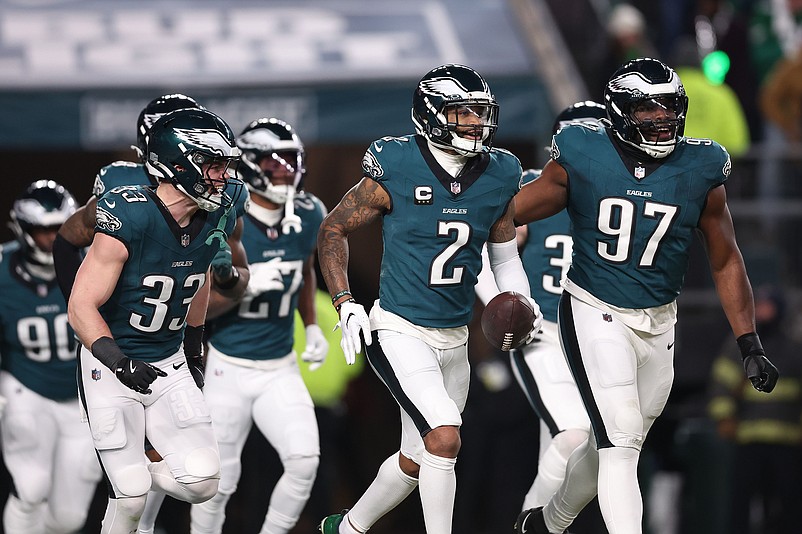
[{"x1": 0, "y1": 0, "x2": 798, "y2": 533}]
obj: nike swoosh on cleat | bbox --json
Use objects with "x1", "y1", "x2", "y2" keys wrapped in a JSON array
[
  {"x1": 667, "y1": 341, "x2": 675, "y2": 350},
  {"x1": 173, "y1": 361, "x2": 185, "y2": 370}
]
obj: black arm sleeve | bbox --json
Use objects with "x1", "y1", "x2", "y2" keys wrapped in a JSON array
[
  {"x1": 183, "y1": 324, "x2": 204, "y2": 358},
  {"x1": 53, "y1": 233, "x2": 84, "y2": 301},
  {"x1": 90, "y1": 336, "x2": 125, "y2": 370}
]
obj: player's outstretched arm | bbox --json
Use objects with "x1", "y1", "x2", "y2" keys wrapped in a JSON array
[
  {"x1": 700, "y1": 185, "x2": 779, "y2": 392},
  {"x1": 513, "y1": 159, "x2": 569, "y2": 226}
]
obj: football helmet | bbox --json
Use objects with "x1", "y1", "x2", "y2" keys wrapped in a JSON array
[
  {"x1": 145, "y1": 108, "x2": 241, "y2": 212},
  {"x1": 552, "y1": 100, "x2": 607, "y2": 135},
  {"x1": 10, "y1": 180, "x2": 77, "y2": 267},
  {"x1": 604, "y1": 58, "x2": 688, "y2": 159},
  {"x1": 412, "y1": 64, "x2": 499, "y2": 155},
  {"x1": 133, "y1": 93, "x2": 204, "y2": 160},
  {"x1": 236, "y1": 118, "x2": 306, "y2": 204}
]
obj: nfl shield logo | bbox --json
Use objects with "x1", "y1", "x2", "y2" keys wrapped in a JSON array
[
  {"x1": 602, "y1": 313, "x2": 613, "y2": 323},
  {"x1": 266, "y1": 227, "x2": 279, "y2": 240},
  {"x1": 181, "y1": 234, "x2": 190, "y2": 247},
  {"x1": 91, "y1": 368, "x2": 101, "y2": 381},
  {"x1": 450, "y1": 181, "x2": 461, "y2": 194},
  {"x1": 634, "y1": 166, "x2": 645, "y2": 179}
]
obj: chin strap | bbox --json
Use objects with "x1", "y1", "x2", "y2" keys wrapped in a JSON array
[{"x1": 281, "y1": 188, "x2": 302, "y2": 234}]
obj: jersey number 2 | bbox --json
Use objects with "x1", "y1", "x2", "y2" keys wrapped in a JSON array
[{"x1": 430, "y1": 221, "x2": 471, "y2": 286}]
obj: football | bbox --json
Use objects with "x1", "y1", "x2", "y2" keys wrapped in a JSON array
[{"x1": 481, "y1": 291, "x2": 536, "y2": 351}]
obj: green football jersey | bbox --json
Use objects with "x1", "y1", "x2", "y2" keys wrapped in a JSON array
[
  {"x1": 94, "y1": 185, "x2": 237, "y2": 362},
  {"x1": 363, "y1": 135, "x2": 522, "y2": 328},
  {"x1": 0, "y1": 241, "x2": 77, "y2": 400},
  {"x1": 209, "y1": 192, "x2": 325, "y2": 359},
  {"x1": 554, "y1": 124, "x2": 730, "y2": 308}
]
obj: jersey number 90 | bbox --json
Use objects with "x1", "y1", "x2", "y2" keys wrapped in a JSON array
[{"x1": 17, "y1": 313, "x2": 75, "y2": 361}]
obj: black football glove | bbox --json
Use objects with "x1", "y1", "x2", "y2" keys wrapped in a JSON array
[
  {"x1": 114, "y1": 357, "x2": 167, "y2": 395},
  {"x1": 737, "y1": 332, "x2": 779, "y2": 393},
  {"x1": 92, "y1": 337, "x2": 167, "y2": 395},
  {"x1": 187, "y1": 355, "x2": 205, "y2": 389}
]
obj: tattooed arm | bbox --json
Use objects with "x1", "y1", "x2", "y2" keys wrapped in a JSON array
[{"x1": 317, "y1": 177, "x2": 390, "y2": 309}]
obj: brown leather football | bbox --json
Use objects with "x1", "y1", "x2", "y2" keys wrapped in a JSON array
[{"x1": 480, "y1": 291, "x2": 535, "y2": 351}]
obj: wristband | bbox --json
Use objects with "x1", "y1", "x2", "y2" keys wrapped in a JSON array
[
  {"x1": 216, "y1": 267, "x2": 239, "y2": 290},
  {"x1": 331, "y1": 290, "x2": 352, "y2": 304},
  {"x1": 90, "y1": 336, "x2": 126, "y2": 370},
  {"x1": 736, "y1": 332, "x2": 763, "y2": 358},
  {"x1": 335, "y1": 298, "x2": 356, "y2": 312},
  {"x1": 184, "y1": 324, "x2": 204, "y2": 358}
]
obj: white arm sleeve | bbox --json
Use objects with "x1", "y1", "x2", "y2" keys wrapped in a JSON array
[
  {"x1": 474, "y1": 244, "x2": 500, "y2": 306},
  {"x1": 487, "y1": 238, "x2": 531, "y2": 297}
]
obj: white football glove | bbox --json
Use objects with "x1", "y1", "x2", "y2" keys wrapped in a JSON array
[
  {"x1": 524, "y1": 296, "x2": 544, "y2": 345},
  {"x1": 334, "y1": 300, "x2": 372, "y2": 365},
  {"x1": 246, "y1": 257, "x2": 285, "y2": 296},
  {"x1": 301, "y1": 324, "x2": 328, "y2": 371}
]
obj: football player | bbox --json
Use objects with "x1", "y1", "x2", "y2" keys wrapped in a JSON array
[
  {"x1": 0, "y1": 180, "x2": 101, "y2": 534},
  {"x1": 51, "y1": 94, "x2": 250, "y2": 534},
  {"x1": 68, "y1": 108, "x2": 244, "y2": 534},
  {"x1": 512, "y1": 58, "x2": 778, "y2": 534},
  {"x1": 317, "y1": 64, "x2": 542, "y2": 534},
  {"x1": 189, "y1": 118, "x2": 328, "y2": 533}
]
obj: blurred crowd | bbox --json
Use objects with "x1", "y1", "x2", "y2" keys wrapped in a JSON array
[{"x1": 562, "y1": 0, "x2": 802, "y2": 222}]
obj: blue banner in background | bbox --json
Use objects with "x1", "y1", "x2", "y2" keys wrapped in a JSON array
[{"x1": 0, "y1": 76, "x2": 548, "y2": 148}]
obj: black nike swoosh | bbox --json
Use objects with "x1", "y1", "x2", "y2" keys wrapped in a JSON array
[
  {"x1": 173, "y1": 361, "x2": 185, "y2": 370},
  {"x1": 667, "y1": 341, "x2": 675, "y2": 350}
]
